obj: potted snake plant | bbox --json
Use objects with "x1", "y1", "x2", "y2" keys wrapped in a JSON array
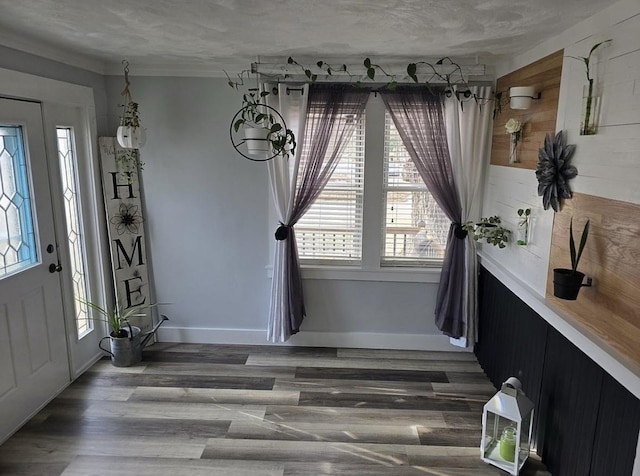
[{"x1": 553, "y1": 217, "x2": 591, "y2": 300}]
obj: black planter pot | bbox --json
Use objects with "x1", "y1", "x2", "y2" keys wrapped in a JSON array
[{"x1": 553, "y1": 268, "x2": 586, "y2": 300}]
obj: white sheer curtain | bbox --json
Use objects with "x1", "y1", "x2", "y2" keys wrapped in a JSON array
[
  {"x1": 444, "y1": 86, "x2": 493, "y2": 347},
  {"x1": 266, "y1": 83, "x2": 309, "y2": 343}
]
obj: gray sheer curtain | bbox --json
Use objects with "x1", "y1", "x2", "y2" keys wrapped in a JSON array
[
  {"x1": 380, "y1": 88, "x2": 465, "y2": 338},
  {"x1": 270, "y1": 85, "x2": 370, "y2": 341}
]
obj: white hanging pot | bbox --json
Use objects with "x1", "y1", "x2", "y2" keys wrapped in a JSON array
[
  {"x1": 117, "y1": 125, "x2": 146, "y2": 149},
  {"x1": 244, "y1": 127, "x2": 271, "y2": 157}
]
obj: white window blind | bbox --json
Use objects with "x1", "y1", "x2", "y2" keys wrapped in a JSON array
[
  {"x1": 296, "y1": 113, "x2": 365, "y2": 263},
  {"x1": 382, "y1": 111, "x2": 449, "y2": 265}
]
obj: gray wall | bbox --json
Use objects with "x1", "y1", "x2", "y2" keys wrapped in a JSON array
[
  {"x1": 103, "y1": 75, "x2": 445, "y2": 347},
  {"x1": 0, "y1": 45, "x2": 449, "y2": 347},
  {"x1": 0, "y1": 46, "x2": 109, "y2": 134}
]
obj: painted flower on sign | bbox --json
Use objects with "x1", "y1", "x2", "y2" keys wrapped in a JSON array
[{"x1": 110, "y1": 203, "x2": 144, "y2": 235}]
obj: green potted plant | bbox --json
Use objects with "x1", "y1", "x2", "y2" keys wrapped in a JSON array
[
  {"x1": 117, "y1": 100, "x2": 146, "y2": 149},
  {"x1": 568, "y1": 39, "x2": 611, "y2": 135},
  {"x1": 463, "y1": 216, "x2": 511, "y2": 248},
  {"x1": 517, "y1": 208, "x2": 531, "y2": 245},
  {"x1": 229, "y1": 88, "x2": 296, "y2": 160},
  {"x1": 77, "y1": 298, "x2": 167, "y2": 367},
  {"x1": 553, "y1": 217, "x2": 591, "y2": 300}
]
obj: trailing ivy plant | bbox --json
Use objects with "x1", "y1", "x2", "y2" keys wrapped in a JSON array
[
  {"x1": 226, "y1": 56, "x2": 497, "y2": 159},
  {"x1": 115, "y1": 149, "x2": 144, "y2": 184},
  {"x1": 463, "y1": 216, "x2": 511, "y2": 248},
  {"x1": 227, "y1": 78, "x2": 296, "y2": 159}
]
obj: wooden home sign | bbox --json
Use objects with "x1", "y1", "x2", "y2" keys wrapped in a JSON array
[{"x1": 99, "y1": 137, "x2": 152, "y2": 332}]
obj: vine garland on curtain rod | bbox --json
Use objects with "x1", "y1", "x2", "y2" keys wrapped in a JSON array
[{"x1": 226, "y1": 56, "x2": 502, "y2": 162}]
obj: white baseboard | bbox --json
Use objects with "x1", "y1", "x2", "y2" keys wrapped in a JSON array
[{"x1": 156, "y1": 327, "x2": 469, "y2": 352}]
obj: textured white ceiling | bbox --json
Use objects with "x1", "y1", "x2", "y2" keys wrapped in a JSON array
[{"x1": 0, "y1": 0, "x2": 614, "y2": 75}]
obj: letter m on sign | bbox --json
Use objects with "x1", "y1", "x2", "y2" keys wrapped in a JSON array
[{"x1": 113, "y1": 236, "x2": 145, "y2": 270}]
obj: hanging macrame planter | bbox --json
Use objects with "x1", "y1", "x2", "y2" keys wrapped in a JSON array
[{"x1": 117, "y1": 60, "x2": 146, "y2": 149}]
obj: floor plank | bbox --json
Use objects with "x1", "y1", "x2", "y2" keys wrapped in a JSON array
[{"x1": 0, "y1": 343, "x2": 549, "y2": 476}]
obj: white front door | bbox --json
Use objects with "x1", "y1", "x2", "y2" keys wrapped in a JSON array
[{"x1": 0, "y1": 98, "x2": 70, "y2": 443}]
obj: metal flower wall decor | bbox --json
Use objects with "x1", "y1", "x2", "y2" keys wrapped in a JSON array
[
  {"x1": 110, "y1": 203, "x2": 144, "y2": 235},
  {"x1": 535, "y1": 131, "x2": 577, "y2": 212}
]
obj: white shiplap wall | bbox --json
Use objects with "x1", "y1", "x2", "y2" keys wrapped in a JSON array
[
  {"x1": 481, "y1": 2, "x2": 640, "y2": 472},
  {"x1": 482, "y1": 0, "x2": 640, "y2": 296}
]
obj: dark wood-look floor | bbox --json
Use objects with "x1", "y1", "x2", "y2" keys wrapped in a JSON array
[{"x1": 0, "y1": 344, "x2": 550, "y2": 475}]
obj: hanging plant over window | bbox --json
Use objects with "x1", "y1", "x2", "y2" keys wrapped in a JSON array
[
  {"x1": 117, "y1": 60, "x2": 146, "y2": 149},
  {"x1": 535, "y1": 131, "x2": 578, "y2": 212}
]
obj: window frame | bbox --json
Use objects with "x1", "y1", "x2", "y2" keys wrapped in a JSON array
[
  {"x1": 381, "y1": 110, "x2": 450, "y2": 267},
  {"x1": 268, "y1": 95, "x2": 446, "y2": 283},
  {"x1": 295, "y1": 110, "x2": 366, "y2": 265}
]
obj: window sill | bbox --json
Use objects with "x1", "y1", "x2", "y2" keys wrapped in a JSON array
[{"x1": 266, "y1": 265, "x2": 441, "y2": 283}]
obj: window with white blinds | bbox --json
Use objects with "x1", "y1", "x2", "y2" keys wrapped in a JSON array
[
  {"x1": 382, "y1": 112, "x2": 449, "y2": 265},
  {"x1": 296, "y1": 114, "x2": 365, "y2": 263}
]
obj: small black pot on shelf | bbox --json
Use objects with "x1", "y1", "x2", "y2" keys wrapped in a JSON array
[{"x1": 553, "y1": 268, "x2": 591, "y2": 300}]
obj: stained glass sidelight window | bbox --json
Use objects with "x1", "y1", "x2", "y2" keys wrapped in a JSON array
[
  {"x1": 0, "y1": 125, "x2": 37, "y2": 277},
  {"x1": 57, "y1": 127, "x2": 92, "y2": 337}
]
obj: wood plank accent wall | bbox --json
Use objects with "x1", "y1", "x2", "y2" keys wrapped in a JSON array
[
  {"x1": 490, "y1": 50, "x2": 563, "y2": 169},
  {"x1": 547, "y1": 192, "x2": 640, "y2": 370}
]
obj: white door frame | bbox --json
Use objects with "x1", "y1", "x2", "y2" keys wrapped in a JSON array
[
  {"x1": 43, "y1": 103, "x2": 108, "y2": 376},
  {"x1": 0, "y1": 67, "x2": 110, "y2": 378}
]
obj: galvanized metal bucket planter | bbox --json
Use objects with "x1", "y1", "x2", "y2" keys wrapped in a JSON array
[
  {"x1": 99, "y1": 325, "x2": 142, "y2": 367},
  {"x1": 98, "y1": 316, "x2": 168, "y2": 367}
]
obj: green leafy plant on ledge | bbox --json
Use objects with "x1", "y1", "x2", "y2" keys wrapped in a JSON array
[{"x1": 463, "y1": 216, "x2": 511, "y2": 248}]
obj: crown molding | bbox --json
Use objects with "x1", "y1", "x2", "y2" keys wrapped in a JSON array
[
  {"x1": 0, "y1": 29, "x2": 107, "y2": 74},
  {"x1": 102, "y1": 61, "x2": 232, "y2": 77}
]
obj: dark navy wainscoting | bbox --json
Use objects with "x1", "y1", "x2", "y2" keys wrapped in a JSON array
[{"x1": 475, "y1": 266, "x2": 640, "y2": 476}]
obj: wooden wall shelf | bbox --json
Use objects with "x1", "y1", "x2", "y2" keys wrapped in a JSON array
[
  {"x1": 491, "y1": 50, "x2": 563, "y2": 169},
  {"x1": 547, "y1": 192, "x2": 640, "y2": 369}
]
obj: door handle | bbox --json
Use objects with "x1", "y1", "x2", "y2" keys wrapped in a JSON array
[{"x1": 49, "y1": 263, "x2": 63, "y2": 273}]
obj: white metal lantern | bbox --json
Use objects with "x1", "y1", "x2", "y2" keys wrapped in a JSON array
[{"x1": 481, "y1": 377, "x2": 534, "y2": 475}]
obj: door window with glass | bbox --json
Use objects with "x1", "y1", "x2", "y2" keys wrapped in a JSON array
[{"x1": 0, "y1": 125, "x2": 37, "y2": 276}]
